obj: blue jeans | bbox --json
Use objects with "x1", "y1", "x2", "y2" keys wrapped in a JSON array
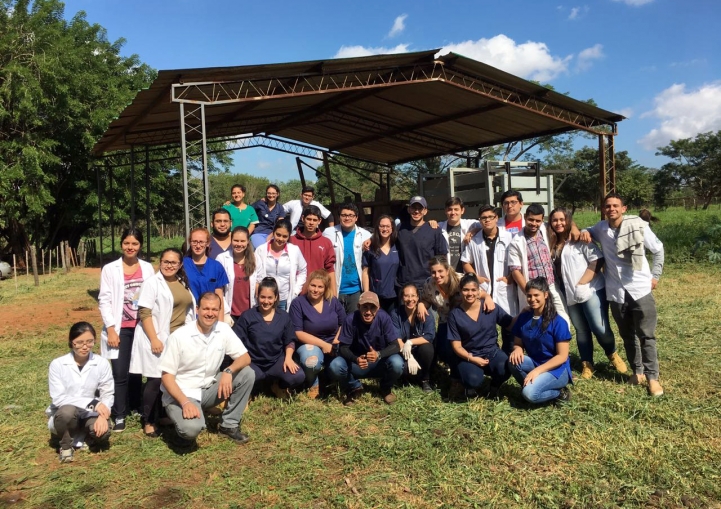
[
  {"x1": 295, "y1": 344, "x2": 330, "y2": 388},
  {"x1": 567, "y1": 288, "x2": 617, "y2": 364},
  {"x1": 277, "y1": 300, "x2": 287, "y2": 311},
  {"x1": 327, "y1": 354, "x2": 404, "y2": 393},
  {"x1": 250, "y1": 233, "x2": 269, "y2": 249},
  {"x1": 511, "y1": 356, "x2": 569, "y2": 404}
]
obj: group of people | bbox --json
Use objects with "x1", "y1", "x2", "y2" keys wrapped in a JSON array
[{"x1": 47, "y1": 184, "x2": 665, "y2": 461}]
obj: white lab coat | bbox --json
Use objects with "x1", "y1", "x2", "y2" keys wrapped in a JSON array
[
  {"x1": 559, "y1": 241, "x2": 605, "y2": 306},
  {"x1": 461, "y1": 229, "x2": 515, "y2": 314},
  {"x1": 217, "y1": 250, "x2": 259, "y2": 317},
  {"x1": 46, "y1": 352, "x2": 114, "y2": 433},
  {"x1": 254, "y1": 242, "x2": 307, "y2": 306},
  {"x1": 98, "y1": 257, "x2": 155, "y2": 360},
  {"x1": 129, "y1": 272, "x2": 195, "y2": 378},
  {"x1": 323, "y1": 225, "x2": 372, "y2": 292}
]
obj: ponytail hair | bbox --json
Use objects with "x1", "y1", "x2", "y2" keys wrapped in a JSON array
[{"x1": 159, "y1": 247, "x2": 191, "y2": 290}]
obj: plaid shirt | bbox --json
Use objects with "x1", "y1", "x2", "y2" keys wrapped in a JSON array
[
  {"x1": 509, "y1": 231, "x2": 555, "y2": 285},
  {"x1": 525, "y1": 231, "x2": 555, "y2": 284}
]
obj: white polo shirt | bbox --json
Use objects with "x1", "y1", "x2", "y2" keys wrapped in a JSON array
[
  {"x1": 158, "y1": 320, "x2": 248, "y2": 404},
  {"x1": 587, "y1": 220, "x2": 664, "y2": 303}
]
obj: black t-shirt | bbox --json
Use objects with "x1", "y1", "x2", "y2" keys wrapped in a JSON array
[
  {"x1": 396, "y1": 222, "x2": 449, "y2": 288},
  {"x1": 446, "y1": 223, "x2": 463, "y2": 272}
]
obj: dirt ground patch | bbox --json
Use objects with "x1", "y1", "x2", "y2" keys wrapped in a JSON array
[{"x1": 0, "y1": 268, "x2": 100, "y2": 338}]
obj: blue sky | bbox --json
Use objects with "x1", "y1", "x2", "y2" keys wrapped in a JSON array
[{"x1": 63, "y1": 0, "x2": 721, "y2": 182}]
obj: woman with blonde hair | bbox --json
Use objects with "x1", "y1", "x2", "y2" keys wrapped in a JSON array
[{"x1": 289, "y1": 269, "x2": 346, "y2": 398}]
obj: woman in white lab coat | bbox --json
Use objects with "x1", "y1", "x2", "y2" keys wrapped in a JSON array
[
  {"x1": 47, "y1": 322, "x2": 113, "y2": 463},
  {"x1": 97, "y1": 227, "x2": 154, "y2": 431},
  {"x1": 129, "y1": 248, "x2": 195, "y2": 437}
]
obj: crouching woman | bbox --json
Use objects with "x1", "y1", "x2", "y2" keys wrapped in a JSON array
[
  {"x1": 47, "y1": 322, "x2": 113, "y2": 463},
  {"x1": 509, "y1": 277, "x2": 573, "y2": 405}
]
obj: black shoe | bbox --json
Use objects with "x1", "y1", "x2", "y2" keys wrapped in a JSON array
[
  {"x1": 421, "y1": 380, "x2": 433, "y2": 393},
  {"x1": 218, "y1": 426, "x2": 250, "y2": 445},
  {"x1": 112, "y1": 418, "x2": 126, "y2": 432},
  {"x1": 465, "y1": 388, "x2": 479, "y2": 399},
  {"x1": 487, "y1": 386, "x2": 501, "y2": 400},
  {"x1": 554, "y1": 387, "x2": 572, "y2": 406},
  {"x1": 343, "y1": 387, "x2": 364, "y2": 406}
]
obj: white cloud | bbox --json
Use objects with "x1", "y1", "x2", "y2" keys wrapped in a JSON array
[
  {"x1": 334, "y1": 43, "x2": 410, "y2": 59},
  {"x1": 439, "y1": 35, "x2": 572, "y2": 82},
  {"x1": 611, "y1": 0, "x2": 654, "y2": 6},
  {"x1": 569, "y1": 7, "x2": 581, "y2": 19},
  {"x1": 388, "y1": 14, "x2": 407, "y2": 38},
  {"x1": 639, "y1": 82, "x2": 721, "y2": 149},
  {"x1": 258, "y1": 161, "x2": 271, "y2": 169},
  {"x1": 618, "y1": 107, "x2": 634, "y2": 118},
  {"x1": 576, "y1": 43, "x2": 604, "y2": 71}
]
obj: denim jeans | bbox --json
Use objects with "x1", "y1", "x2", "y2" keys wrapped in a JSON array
[
  {"x1": 338, "y1": 291, "x2": 361, "y2": 316},
  {"x1": 250, "y1": 233, "x2": 269, "y2": 249},
  {"x1": 511, "y1": 356, "x2": 569, "y2": 404},
  {"x1": 249, "y1": 356, "x2": 306, "y2": 390},
  {"x1": 277, "y1": 300, "x2": 287, "y2": 311},
  {"x1": 327, "y1": 354, "x2": 404, "y2": 393},
  {"x1": 610, "y1": 290, "x2": 659, "y2": 380},
  {"x1": 567, "y1": 288, "x2": 617, "y2": 364},
  {"x1": 295, "y1": 344, "x2": 332, "y2": 388}
]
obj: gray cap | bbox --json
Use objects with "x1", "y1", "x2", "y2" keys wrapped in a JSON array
[{"x1": 408, "y1": 196, "x2": 428, "y2": 208}]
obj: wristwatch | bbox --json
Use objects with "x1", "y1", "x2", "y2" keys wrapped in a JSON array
[{"x1": 223, "y1": 368, "x2": 233, "y2": 375}]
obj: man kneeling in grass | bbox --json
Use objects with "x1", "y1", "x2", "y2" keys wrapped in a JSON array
[{"x1": 159, "y1": 292, "x2": 255, "y2": 449}]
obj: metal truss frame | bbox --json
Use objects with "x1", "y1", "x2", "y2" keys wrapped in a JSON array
[
  {"x1": 179, "y1": 103, "x2": 211, "y2": 238},
  {"x1": 171, "y1": 60, "x2": 616, "y2": 136},
  {"x1": 599, "y1": 133, "x2": 616, "y2": 215}
]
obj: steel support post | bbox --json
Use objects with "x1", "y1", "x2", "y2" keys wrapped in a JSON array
[
  {"x1": 145, "y1": 145, "x2": 151, "y2": 262},
  {"x1": 107, "y1": 160, "x2": 115, "y2": 257},
  {"x1": 179, "y1": 102, "x2": 211, "y2": 240},
  {"x1": 95, "y1": 165, "x2": 103, "y2": 266},
  {"x1": 130, "y1": 145, "x2": 136, "y2": 227},
  {"x1": 323, "y1": 152, "x2": 337, "y2": 208},
  {"x1": 598, "y1": 134, "x2": 616, "y2": 217}
]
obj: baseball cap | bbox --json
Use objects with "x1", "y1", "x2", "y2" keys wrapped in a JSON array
[
  {"x1": 408, "y1": 196, "x2": 428, "y2": 208},
  {"x1": 358, "y1": 291, "x2": 380, "y2": 308}
]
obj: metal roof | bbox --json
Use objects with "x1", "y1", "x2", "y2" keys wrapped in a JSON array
[{"x1": 92, "y1": 49, "x2": 623, "y2": 164}]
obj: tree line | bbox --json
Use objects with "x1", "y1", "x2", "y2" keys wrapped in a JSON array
[{"x1": 2, "y1": 0, "x2": 720, "y2": 264}]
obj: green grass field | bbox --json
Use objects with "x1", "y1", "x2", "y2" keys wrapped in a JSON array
[{"x1": 1, "y1": 210, "x2": 720, "y2": 508}]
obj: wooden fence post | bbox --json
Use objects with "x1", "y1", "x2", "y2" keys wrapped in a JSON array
[
  {"x1": 13, "y1": 254, "x2": 18, "y2": 293},
  {"x1": 31, "y1": 245, "x2": 39, "y2": 287}
]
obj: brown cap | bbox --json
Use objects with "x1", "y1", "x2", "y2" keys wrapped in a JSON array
[{"x1": 358, "y1": 291, "x2": 380, "y2": 308}]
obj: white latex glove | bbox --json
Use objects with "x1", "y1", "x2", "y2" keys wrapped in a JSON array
[
  {"x1": 402, "y1": 340, "x2": 414, "y2": 360},
  {"x1": 407, "y1": 354, "x2": 420, "y2": 376}
]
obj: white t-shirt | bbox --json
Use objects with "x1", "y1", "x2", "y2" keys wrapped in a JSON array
[{"x1": 283, "y1": 199, "x2": 332, "y2": 229}]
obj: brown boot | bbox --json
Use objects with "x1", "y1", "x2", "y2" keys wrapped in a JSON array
[
  {"x1": 627, "y1": 373, "x2": 647, "y2": 385},
  {"x1": 608, "y1": 352, "x2": 628, "y2": 373},
  {"x1": 580, "y1": 361, "x2": 594, "y2": 379},
  {"x1": 271, "y1": 381, "x2": 291, "y2": 400},
  {"x1": 306, "y1": 384, "x2": 320, "y2": 400},
  {"x1": 648, "y1": 379, "x2": 664, "y2": 397}
]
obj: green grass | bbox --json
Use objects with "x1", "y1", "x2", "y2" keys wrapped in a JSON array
[{"x1": 0, "y1": 266, "x2": 719, "y2": 507}]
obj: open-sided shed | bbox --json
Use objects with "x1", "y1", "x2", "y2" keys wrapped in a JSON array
[{"x1": 92, "y1": 49, "x2": 623, "y2": 241}]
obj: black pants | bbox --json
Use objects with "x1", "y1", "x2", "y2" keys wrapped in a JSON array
[
  {"x1": 141, "y1": 377, "x2": 163, "y2": 425},
  {"x1": 403, "y1": 343, "x2": 435, "y2": 382},
  {"x1": 53, "y1": 405, "x2": 109, "y2": 450},
  {"x1": 111, "y1": 327, "x2": 142, "y2": 418},
  {"x1": 378, "y1": 296, "x2": 397, "y2": 316}
]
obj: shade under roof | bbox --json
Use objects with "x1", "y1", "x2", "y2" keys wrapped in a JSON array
[{"x1": 92, "y1": 49, "x2": 623, "y2": 164}]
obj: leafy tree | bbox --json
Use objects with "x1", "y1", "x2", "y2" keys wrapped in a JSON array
[{"x1": 655, "y1": 131, "x2": 721, "y2": 210}]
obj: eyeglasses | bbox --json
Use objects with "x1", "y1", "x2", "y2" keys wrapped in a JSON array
[
  {"x1": 340, "y1": 214, "x2": 356, "y2": 219},
  {"x1": 190, "y1": 240, "x2": 207, "y2": 245},
  {"x1": 161, "y1": 260, "x2": 180, "y2": 267},
  {"x1": 503, "y1": 200, "x2": 519, "y2": 206},
  {"x1": 72, "y1": 340, "x2": 95, "y2": 348},
  {"x1": 480, "y1": 215, "x2": 497, "y2": 222}
]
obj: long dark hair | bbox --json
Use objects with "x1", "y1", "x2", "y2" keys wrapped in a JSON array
[
  {"x1": 548, "y1": 207, "x2": 573, "y2": 254},
  {"x1": 120, "y1": 227, "x2": 144, "y2": 246},
  {"x1": 231, "y1": 226, "x2": 255, "y2": 274},
  {"x1": 369, "y1": 215, "x2": 397, "y2": 255},
  {"x1": 525, "y1": 276, "x2": 557, "y2": 332},
  {"x1": 160, "y1": 247, "x2": 190, "y2": 290},
  {"x1": 68, "y1": 321, "x2": 96, "y2": 349}
]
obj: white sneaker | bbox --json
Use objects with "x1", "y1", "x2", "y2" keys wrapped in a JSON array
[{"x1": 59, "y1": 448, "x2": 74, "y2": 463}]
